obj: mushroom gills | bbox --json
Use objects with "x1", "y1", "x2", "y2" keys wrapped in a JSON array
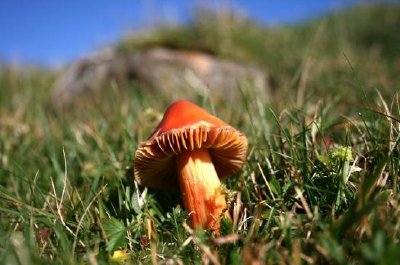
[{"x1": 176, "y1": 149, "x2": 227, "y2": 231}]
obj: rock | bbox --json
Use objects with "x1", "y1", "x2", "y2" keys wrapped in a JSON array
[{"x1": 51, "y1": 47, "x2": 270, "y2": 107}]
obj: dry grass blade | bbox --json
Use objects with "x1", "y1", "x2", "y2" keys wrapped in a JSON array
[{"x1": 183, "y1": 223, "x2": 220, "y2": 265}]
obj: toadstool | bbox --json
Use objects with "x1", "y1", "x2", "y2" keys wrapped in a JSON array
[{"x1": 134, "y1": 100, "x2": 248, "y2": 232}]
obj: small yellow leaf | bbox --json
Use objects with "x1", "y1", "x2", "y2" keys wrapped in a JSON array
[{"x1": 109, "y1": 249, "x2": 130, "y2": 264}]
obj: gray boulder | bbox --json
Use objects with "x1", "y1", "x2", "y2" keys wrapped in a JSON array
[{"x1": 51, "y1": 47, "x2": 270, "y2": 107}]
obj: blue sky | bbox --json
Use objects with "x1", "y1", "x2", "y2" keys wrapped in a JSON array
[{"x1": 0, "y1": 0, "x2": 359, "y2": 66}]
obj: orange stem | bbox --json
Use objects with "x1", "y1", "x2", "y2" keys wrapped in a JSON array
[{"x1": 177, "y1": 149, "x2": 227, "y2": 232}]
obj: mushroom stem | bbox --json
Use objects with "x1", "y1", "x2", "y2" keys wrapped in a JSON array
[{"x1": 177, "y1": 149, "x2": 227, "y2": 232}]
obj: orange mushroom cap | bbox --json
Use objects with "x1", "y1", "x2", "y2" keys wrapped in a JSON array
[{"x1": 134, "y1": 100, "x2": 248, "y2": 190}]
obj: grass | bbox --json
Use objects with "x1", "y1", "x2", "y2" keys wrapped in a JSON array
[{"x1": 1, "y1": 4, "x2": 400, "y2": 264}]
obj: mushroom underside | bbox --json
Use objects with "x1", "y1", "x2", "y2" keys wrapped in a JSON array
[{"x1": 134, "y1": 126, "x2": 247, "y2": 190}]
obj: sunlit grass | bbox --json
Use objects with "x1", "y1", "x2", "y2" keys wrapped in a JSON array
[{"x1": 1, "y1": 4, "x2": 400, "y2": 264}]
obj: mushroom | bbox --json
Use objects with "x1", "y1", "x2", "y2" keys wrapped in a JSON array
[{"x1": 134, "y1": 100, "x2": 248, "y2": 232}]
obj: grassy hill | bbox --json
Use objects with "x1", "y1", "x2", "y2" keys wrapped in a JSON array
[
  {"x1": 1, "y1": 4, "x2": 400, "y2": 264},
  {"x1": 116, "y1": 4, "x2": 399, "y2": 105}
]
